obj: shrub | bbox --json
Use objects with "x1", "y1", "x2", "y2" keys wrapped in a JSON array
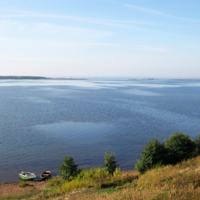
[
  {"x1": 77, "y1": 168, "x2": 110, "y2": 181},
  {"x1": 104, "y1": 152, "x2": 119, "y2": 175},
  {"x1": 18, "y1": 181, "x2": 30, "y2": 188},
  {"x1": 135, "y1": 138, "x2": 166, "y2": 174},
  {"x1": 47, "y1": 176, "x2": 63, "y2": 187},
  {"x1": 136, "y1": 132, "x2": 198, "y2": 174},
  {"x1": 113, "y1": 168, "x2": 122, "y2": 178},
  {"x1": 59, "y1": 156, "x2": 78, "y2": 180},
  {"x1": 194, "y1": 133, "x2": 200, "y2": 155},
  {"x1": 164, "y1": 132, "x2": 196, "y2": 164},
  {"x1": 61, "y1": 179, "x2": 87, "y2": 193}
]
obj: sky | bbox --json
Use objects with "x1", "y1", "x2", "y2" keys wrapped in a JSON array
[{"x1": 1, "y1": 0, "x2": 200, "y2": 78}]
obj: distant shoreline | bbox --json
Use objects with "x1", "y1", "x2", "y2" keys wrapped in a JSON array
[
  {"x1": 0, "y1": 76, "x2": 88, "y2": 80},
  {"x1": 171, "y1": 79, "x2": 200, "y2": 81},
  {"x1": 1, "y1": 76, "x2": 200, "y2": 81}
]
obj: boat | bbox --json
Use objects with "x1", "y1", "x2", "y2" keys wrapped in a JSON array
[
  {"x1": 19, "y1": 172, "x2": 36, "y2": 180},
  {"x1": 40, "y1": 171, "x2": 51, "y2": 180}
]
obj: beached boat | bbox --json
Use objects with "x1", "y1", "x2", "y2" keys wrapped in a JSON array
[
  {"x1": 19, "y1": 172, "x2": 36, "y2": 180},
  {"x1": 40, "y1": 171, "x2": 51, "y2": 180}
]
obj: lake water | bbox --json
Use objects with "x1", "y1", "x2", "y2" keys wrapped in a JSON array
[{"x1": 0, "y1": 78, "x2": 200, "y2": 183}]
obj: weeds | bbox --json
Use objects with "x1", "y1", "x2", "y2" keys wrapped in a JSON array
[{"x1": 18, "y1": 181, "x2": 31, "y2": 188}]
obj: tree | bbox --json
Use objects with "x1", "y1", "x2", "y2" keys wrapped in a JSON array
[
  {"x1": 104, "y1": 152, "x2": 119, "y2": 175},
  {"x1": 59, "y1": 156, "x2": 78, "y2": 180},
  {"x1": 164, "y1": 132, "x2": 196, "y2": 164},
  {"x1": 194, "y1": 133, "x2": 200, "y2": 155},
  {"x1": 135, "y1": 138, "x2": 166, "y2": 174}
]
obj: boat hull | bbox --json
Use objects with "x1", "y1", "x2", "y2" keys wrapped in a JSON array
[
  {"x1": 40, "y1": 171, "x2": 51, "y2": 180},
  {"x1": 19, "y1": 172, "x2": 36, "y2": 180}
]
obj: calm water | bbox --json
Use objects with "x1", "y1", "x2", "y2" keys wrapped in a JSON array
[{"x1": 1, "y1": 78, "x2": 200, "y2": 183}]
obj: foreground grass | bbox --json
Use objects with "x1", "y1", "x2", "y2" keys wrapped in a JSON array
[
  {"x1": 3, "y1": 157, "x2": 200, "y2": 199},
  {"x1": 82, "y1": 156, "x2": 200, "y2": 200},
  {"x1": 35, "y1": 168, "x2": 137, "y2": 199}
]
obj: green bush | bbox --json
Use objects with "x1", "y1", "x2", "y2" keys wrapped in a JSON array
[
  {"x1": 77, "y1": 168, "x2": 110, "y2": 181},
  {"x1": 59, "y1": 156, "x2": 78, "y2": 180},
  {"x1": 194, "y1": 133, "x2": 200, "y2": 155},
  {"x1": 164, "y1": 132, "x2": 196, "y2": 164},
  {"x1": 136, "y1": 132, "x2": 199, "y2": 174},
  {"x1": 135, "y1": 138, "x2": 166, "y2": 174},
  {"x1": 104, "y1": 152, "x2": 119, "y2": 175}
]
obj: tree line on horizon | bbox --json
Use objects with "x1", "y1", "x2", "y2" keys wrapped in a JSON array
[{"x1": 0, "y1": 76, "x2": 46, "y2": 79}]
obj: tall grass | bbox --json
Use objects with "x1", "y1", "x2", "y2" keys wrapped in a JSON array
[
  {"x1": 37, "y1": 167, "x2": 123, "y2": 198},
  {"x1": 83, "y1": 156, "x2": 200, "y2": 200}
]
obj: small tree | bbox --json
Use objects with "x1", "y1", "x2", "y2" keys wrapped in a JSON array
[
  {"x1": 135, "y1": 138, "x2": 166, "y2": 174},
  {"x1": 164, "y1": 132, "x2": 196, "y2": 164},
  {"x1": 59, "y1": 156, "x2": 78, "y2": 180},
  {"x1": 104, "y1": 152, "x2": 119, "y2": 175}
]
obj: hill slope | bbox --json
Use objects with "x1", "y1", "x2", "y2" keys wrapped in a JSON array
[{"x1": 2, "y1": 157, "x2": 200, "y2": 200}]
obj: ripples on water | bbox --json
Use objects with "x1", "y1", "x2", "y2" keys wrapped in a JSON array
[{"x1": 0, "y1": 79, "x2": 200, "y2": 183}]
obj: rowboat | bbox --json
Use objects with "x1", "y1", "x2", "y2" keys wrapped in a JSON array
[
  {"x1": 19, "y1": 172, "x2": 36, "y2": 180},
  {"x1": 40, "y1": 171, "x2": 51, "y2": 180}
]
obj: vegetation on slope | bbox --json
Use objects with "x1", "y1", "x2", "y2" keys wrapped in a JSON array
[
  {"x1": 2, "y1": 132, "x2": 200, "y2": 200},
  {"x1": 83, "y1": 156, "x2": 200, "y2": 200},
  {"x1": 136, "y1": 132, "x2": 200, "y2": 174}
]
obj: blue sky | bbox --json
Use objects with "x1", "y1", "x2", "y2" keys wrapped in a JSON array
[{"x1": 1, "y1": 0, "x2": 200, "y2": 77}]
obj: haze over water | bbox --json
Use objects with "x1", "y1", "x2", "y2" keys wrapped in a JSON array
[{"x1": 1, "y1": 78, "x2": 200, "y2": 183}]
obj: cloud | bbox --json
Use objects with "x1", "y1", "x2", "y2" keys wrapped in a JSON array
[
  {"x1": 132, "y1": 45, "x2": 167, "y2": 52},
  {"x1": 123, "y1": 4, "x2": 200, "y2": 22},
  {"x1": 0, "y1": 9, "x2": 179, "y2": 28},
  {"x1": 0, "y1": 19, "x2": 113, "y2": 38},
  {"x1": 86, "y1": 43, "x2": 122, "y2": 46},
  {"x1": 123, "y1": 4, "x2": 170, "y2": 17},
  {"x1": 35, "y1": 22, "x2": 113, "y2": 37},
  {"x1": 143, "y1": 46, "x2": 166, "y2": 52},
  {"x1": 52, "y1": 43, "x2": 121, "y2": 46},
  {"x1": 0, "y1": 13, "x2": 132, "y2": 28},
  {"x1": 49, "y1": 43, "x2": 122, "y2": 48}
]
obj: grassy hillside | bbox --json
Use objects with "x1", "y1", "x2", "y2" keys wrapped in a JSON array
[
  {"x1": 83, "y1": 157, "x2": 200, "y2": 200},
  {"x1": 2, "y1": 156, "x2": 200, "y2": 200},
  {"x1": 72, "y1": 156, "x2": 200, "y2": 200}
]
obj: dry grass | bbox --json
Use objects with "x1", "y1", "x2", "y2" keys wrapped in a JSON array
[{"x1": 80, "y1": 156, "x2": 200, "y2": 200}]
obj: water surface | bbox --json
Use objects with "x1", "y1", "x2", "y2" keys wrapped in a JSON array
[{"x1": 0, "y1": 78, "x2": 200, "y2": 183}]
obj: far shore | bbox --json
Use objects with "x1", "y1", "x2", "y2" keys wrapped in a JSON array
[{"x1": 0, "y1": 76, "x2": 88, "y2": 80}]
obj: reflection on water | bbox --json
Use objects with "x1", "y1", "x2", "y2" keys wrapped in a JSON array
[
  {"x1": 0, "y1": 79, "x2": 200, "y2": 183},
  {"x1": 35, "y1": 122, "x2": 112, "y2": 142},
  {"x1": 0, "y1": 80, "x2": 98, "y2": 88},
  {"x1": 123, "y1": 89, "x2": 160, "y2": 96}
]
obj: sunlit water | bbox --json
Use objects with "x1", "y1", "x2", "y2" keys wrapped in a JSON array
[{"x1": 0, "y1": 78, "x2": 200, "y2": 183}]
